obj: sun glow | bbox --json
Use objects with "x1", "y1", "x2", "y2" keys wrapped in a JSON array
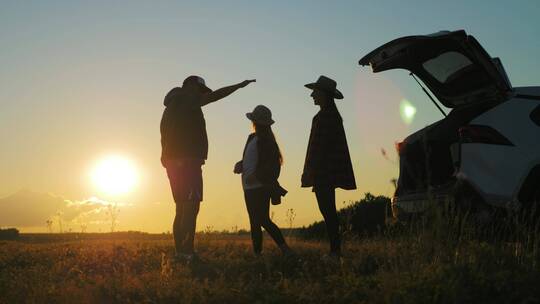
[{"x1": 90, "y1": 156, "x2": 138, "y2": 196}]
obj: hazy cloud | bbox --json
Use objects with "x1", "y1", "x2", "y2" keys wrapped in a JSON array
[{"x1": 0, "y1": 190, "x2": 127, "y2": 230}]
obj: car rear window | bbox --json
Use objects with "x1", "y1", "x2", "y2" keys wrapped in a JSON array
[{"x1": 422, "y1": 52, "x2": 473, "y2": 83}]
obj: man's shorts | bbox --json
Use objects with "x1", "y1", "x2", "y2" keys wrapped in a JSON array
[{"x1": 166, "y1": 161, "x2": 203, "y2": 203}]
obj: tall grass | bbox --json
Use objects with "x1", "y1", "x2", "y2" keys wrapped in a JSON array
[{"x1": 300, "y1": 192, "x2": 540, "y2": 278}]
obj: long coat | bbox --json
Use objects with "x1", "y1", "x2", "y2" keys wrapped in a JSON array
[{"x1": 302, "y1": 103, "x2": 356, "y2": 190}]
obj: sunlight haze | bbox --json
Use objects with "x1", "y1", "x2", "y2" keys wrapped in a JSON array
[{"x1": 1, "y1": 0, "x2": 539, "y2": 232}]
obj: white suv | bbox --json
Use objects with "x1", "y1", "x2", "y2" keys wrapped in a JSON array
[{"x1": 359, "y1": 30, "x2": 540, "y2": 221}]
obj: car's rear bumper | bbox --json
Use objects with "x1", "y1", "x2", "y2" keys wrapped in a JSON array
[{"x1": 392, "y1": 186, "x2": 456, "y2": 220}]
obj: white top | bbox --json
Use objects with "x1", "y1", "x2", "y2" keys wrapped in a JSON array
[{"x1": 242, "y1": 136, "x2": 263, "y2": 190}]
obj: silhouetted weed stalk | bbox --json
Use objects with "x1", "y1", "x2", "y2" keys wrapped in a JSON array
[{"x1": 106, "y1": 203, "x2": 120, "y2": 233}]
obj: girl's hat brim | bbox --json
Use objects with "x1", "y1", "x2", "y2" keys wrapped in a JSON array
[{"x1": 246, "y1": 113, "x2": 274, "y2": 125}]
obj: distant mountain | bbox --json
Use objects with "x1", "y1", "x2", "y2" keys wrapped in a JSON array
[
  {"x1": 0, "y1": 190, "x2": 66, "y2": 226},
  {"x1": 0, "y1": 190, "x2": 176, "y2": 232}
]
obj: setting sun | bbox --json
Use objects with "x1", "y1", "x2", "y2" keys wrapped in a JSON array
[{"x1": 90, "y1": 156, "x2": 138, "y2": 196}]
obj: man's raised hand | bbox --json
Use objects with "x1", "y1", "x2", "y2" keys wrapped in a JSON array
[
  {"x1": 201, "y1": 79, "x2": 257, "y2": 106},
  {"x1": 238, "y1": 79, "x2": 256, "y2": 88}
]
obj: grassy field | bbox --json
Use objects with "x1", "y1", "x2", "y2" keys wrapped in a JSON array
[{"x1": 1, "y1": 224, "x2": 540, "y2": 304}]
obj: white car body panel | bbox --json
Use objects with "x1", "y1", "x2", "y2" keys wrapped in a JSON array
[{"x1": 458, "y1": 88, "x2": 540, "y2": 208}]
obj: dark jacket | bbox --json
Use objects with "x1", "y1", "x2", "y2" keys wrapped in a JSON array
[
  {"x1": 302, "y1": 103, "x2": 356, "y2": 190},
  {"x1": 160, "y1": 87, "x2": 208, "y2": 166},
  {"x1": 239, "y1": 133, "x2": 287, "y2": 204}
]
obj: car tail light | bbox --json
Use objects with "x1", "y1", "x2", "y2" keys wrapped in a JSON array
[{"x1": 458, "y1": 125, "x2": 513, "y2": 146}]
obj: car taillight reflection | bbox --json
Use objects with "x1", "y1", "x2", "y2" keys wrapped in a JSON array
[{"x1": 458, "y1": 125, "x2": 513, "y2": 146}]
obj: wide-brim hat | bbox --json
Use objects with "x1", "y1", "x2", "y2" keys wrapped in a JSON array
[
  {"x1": 246, "y1": 105, "x2": 274, "y2": 126},
  {"x1": 183, "y1": 75, "x2": 212, "y2": 93},
  {"x1": 304, "y1": 75, "x2": 343, "y2": 99}
]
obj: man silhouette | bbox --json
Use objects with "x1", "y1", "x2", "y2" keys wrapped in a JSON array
[
  {"x1": 302, "y1": 75, "x2": 356, "y2": 258},
  {"x1": 161, "y1": 76, "x2": 255, "y2": 262}
]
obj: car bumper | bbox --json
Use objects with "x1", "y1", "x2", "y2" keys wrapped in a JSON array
[{"x1": 392, "y1": 192, "x2": 452, "y2": 220}]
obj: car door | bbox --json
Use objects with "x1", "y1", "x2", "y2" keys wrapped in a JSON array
[{"x1": 359, "y1": 30, "x2": 512, "y2": 108}]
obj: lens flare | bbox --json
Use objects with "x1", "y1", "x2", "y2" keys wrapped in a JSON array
[{"x1": 399, "y1": 99, "x2": 417, "y2": 125}]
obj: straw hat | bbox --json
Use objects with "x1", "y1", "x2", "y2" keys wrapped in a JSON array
[{"x1": 246, "y1": 105, "x2": 274, "y2": 126}]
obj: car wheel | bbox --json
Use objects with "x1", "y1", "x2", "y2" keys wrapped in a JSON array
[
  {"x1": 452, "y1": 180, "x2": 494, "y2": 225},
  {"x1": 524, "y1": 186, "x2": 540, "y2": 223},
  {"x1": 518, "y1": 166, "x2": 540, "y2": 224}
]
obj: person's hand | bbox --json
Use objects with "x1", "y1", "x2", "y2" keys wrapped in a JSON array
[
  {"x1": 238, "y1": 79, "x2": 256, "y2": 88},
  {"x1": 233, "y1": 161, "x2": 243, "y2": 174}
]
